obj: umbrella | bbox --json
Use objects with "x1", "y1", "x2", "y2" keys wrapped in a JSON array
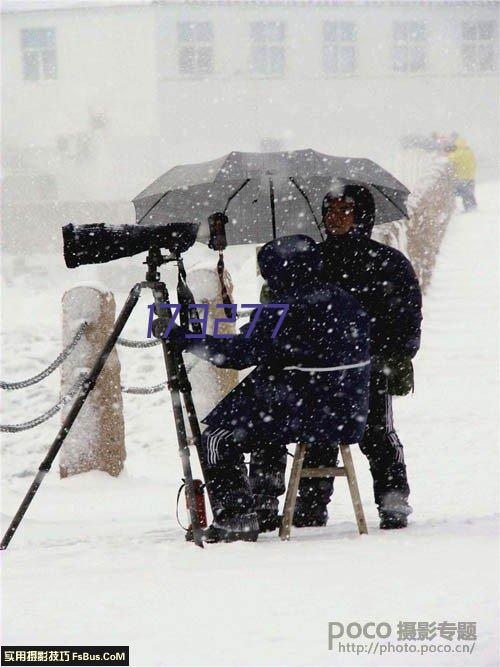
[{"x1": 133, "y1": 149, "x2": 410, "y2": 245}]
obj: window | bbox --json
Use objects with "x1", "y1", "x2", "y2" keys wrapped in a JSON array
[
  {"x1": 462, "y1": 21, "x2": 497, "y2": 73},
  {"x1": 250, "y1": 21, "x2": 285, "y2": 76},
  {"x1": 21, "y1": 28, "x2": 57, "y2": 81},
  {"x1": 323, "y1": 22, "x2": 357, "y2": 74},
  {"x1": 393, "y1": 21, "x2": 426, "y2": 73},
  {"x1": 177, "y1": 22, "x2": 213, "y2": 76}
]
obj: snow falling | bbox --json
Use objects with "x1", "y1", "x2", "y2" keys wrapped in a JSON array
[{"x1": 1, "y1": 1, "x2": 499, "y2": 666}]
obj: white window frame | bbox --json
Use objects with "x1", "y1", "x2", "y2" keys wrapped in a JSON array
[
  {"x1": 461, "y1": 21, "x2": 497, "y2": 73},
  {"x1": 21, "y1": 27, "x2": 57, "y2": 81},
  {"x1": 177, "y1": 21, "x2": 214, "y2": 77},
  {"x1": 249, "y1": 21, "x2": 285, "y2": 77},
  {"x1": 392, "y1": 21, "x2": 426, "y2": 73},
  {"x1": 323, "y1": 21, "x2": 357, "y2": 75}
]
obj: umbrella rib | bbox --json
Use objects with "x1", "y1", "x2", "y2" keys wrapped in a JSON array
[
  {"x1": 137, "y1": 190, "x2": 171, "y2": 225},
  {"x1": 223, "y1": 178, "x2": 251, "y2": 214},
  {"x1": 289, "y1": 177, "x2": 325, "y2": 241},
  {"x1": 371, "y1": 184, "x2": 410, "y2": 220}
]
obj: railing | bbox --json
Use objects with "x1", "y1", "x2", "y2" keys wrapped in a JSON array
[{"x1": 373, "y1": 150, "x2": 455, "y2": 293}]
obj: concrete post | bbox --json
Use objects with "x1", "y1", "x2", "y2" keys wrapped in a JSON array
[
  {"x1": 187, "y1": 266, "x2": 239, "y2": 420},
  {"x1": 60, "y1": 285, "x2": 126, "y2": 478}
]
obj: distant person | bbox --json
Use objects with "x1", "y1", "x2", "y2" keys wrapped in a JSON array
[
  {"x1": 447, "y1": 137, "x2": 477, "y2": 211},
  {"x1": 430, "y1": 132, "x2": 449, "y2": 154}
]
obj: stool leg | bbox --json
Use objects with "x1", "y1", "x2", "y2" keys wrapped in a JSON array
[
  {"x1": 339, "y1": 444, "x2": 368, "y2": 535},
  {"x1": 279, "y1": 443, "x2": 308, "y2": 541}
]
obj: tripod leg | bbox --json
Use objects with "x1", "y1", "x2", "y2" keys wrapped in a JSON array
[
  {"x1": 177, "y1": 364, "x2": 203, "y2": 456},
  {"x1": 1, "y1": 283, "x2": 142, "y2": 550},
  {"x1": 177, "y1": 363, "x2": 212, "y2": 525},
  {"x1": 159, "y1": 340, "x2": 204, "y2": 548},
  {"x1": 152, "y1": 282, "x2": 204, "y2": 547},
  {"x1": 175, "y1": 260, "x2": 210, "y2": 487}
]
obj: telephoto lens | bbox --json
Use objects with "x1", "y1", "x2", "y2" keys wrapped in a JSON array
[{"x1": 62, "y1": 221, "x2": 199, "y2": 268}]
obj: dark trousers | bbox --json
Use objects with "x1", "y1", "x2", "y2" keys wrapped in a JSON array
[
  {"x1": 199, "y1": 427, "x2": 254, "y2": 521},
  {"x1": 203, "y1": 370, "x2": 410, "y2": 522},
  {"x1": 455, "y1": 180, "x2": 477, "y2": 211},
  {"x1": 357, "y1": 370, "x2": 410, "y2": 512},
  {"x1": 200, "y1": 427, "x2": 288, "y2": 522},
  {"x1": 248, "y1": 370, "x2": 410, "y2": 516}
]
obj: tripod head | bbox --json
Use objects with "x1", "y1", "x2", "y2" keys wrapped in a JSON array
[
  {"x1": 143, "y1": 246, "x2": 180, "y2": 283},
  {"x1": 143, "y1": 246, "x2": 201, "y2": 333}
]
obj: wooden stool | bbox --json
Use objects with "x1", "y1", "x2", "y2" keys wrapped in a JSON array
[{"x1": 279, "y1": 443, "x2": 368, "y2": 540}]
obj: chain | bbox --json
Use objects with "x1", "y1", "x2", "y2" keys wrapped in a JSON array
[
  {"x1": 117, "y1": 337, "x2": 160, "y2": 348},
  {"x1": 2, "y1": 357, "x2": 201, "y2": 432},
  {"x1": 1, "y1": 322, "x2": 88, "y2": 391},
  {"x1": 122, "y1": 381, "x2": 167, "y2": 395},
  {"x1": 121, "y1": 358, "x2": 199, "y2": 394},
  {"x1": 0, "y1": 373, "x2": 87, "y2": 433}
]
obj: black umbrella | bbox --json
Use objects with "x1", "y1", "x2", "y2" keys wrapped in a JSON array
[{"x1": 133, "y1": 149, "x2": 410, "y2": 245}]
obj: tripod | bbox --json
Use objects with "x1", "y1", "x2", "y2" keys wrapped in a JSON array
[{"x1": 1, "y1": 247, "x2": 207, "y2": 550}]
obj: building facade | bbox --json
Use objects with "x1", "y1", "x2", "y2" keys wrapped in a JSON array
[{"x1": 1, "y1": 0, "x2": 498, "y2": 248}]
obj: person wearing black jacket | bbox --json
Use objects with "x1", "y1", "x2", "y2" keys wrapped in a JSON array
[
  {"x1": 171, "y1": 235, "x2": 370, "y2": 543},
  {"x1": 296, "y1": 183, "x2": 422, "y2": 529}
]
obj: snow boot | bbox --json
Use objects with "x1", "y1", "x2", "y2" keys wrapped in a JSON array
[
  {"x1": 292, "y1": 498, "x2": 328, "y2": 528},
  {"x1": 257, "y1": 510, "x2": 281, "y2": 533},
  {"x1": 186, "y1": 513, "x2": 259, "y2": 543},
  {"x1": 378, "y1": 491, "x2": 411, "y2": 529},
  {"x1": 379, "y1": 511, "x2": 408, "y2": 530}
]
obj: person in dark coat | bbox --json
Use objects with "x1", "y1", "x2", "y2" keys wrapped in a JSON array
[
  {"x1": 300, "y1": 183, "x2": 422, "y2": 529},
  {"x1": 171, "y1": 235, "x2": 370, "y2": 542}
]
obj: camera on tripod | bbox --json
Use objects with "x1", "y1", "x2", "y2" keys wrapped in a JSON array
[
  {"x1": 1, "y1": 219, "x2": 209, "y2": 550},
  {"x1": 62, "y1": 221, "x2": 200, "y2": 269}
]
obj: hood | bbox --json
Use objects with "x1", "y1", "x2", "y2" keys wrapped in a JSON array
[
  {"x1": 258, "y1": 234, "x2": 324, "y2": 293},
  {"x1": 322, "y1": 184, "x2": 376, "y2": 240}
]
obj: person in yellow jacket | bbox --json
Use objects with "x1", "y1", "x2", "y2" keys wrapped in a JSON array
[{"x1": 447, "y1": 137, "x2": 477, "y2": 211}]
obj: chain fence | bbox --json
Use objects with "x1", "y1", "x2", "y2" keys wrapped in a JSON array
[
  {"x1": 0, "y1": 322, "x2": 88, "y2": 391},
  {"x1": 1, "y1": 324, "x2": 199, "y2": 433},
  {"x1": 1, "y1": 373, "x2": 87, "y2": 433}
]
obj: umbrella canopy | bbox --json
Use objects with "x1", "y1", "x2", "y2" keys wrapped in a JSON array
[{"x1": 133, "y1": 149, "x2": 410, "y2": 245}]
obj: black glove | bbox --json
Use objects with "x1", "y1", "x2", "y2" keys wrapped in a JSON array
[{"x1": 378, "y1": 355, "x2": 415, "y2": 396}]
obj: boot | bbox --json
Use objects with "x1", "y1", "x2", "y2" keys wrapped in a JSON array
[
  {"x1": 205, "y1": 513, "x2": 259, "y2": 543},
  {"x1": 378, "y1": 491, "x2": 412, "y2": 530},
  {"x1": 292, "y1": 497, "x2": 328, "y2": 528},
  {"x1": 256, "y1": 509, "x2": 281, "y2": 533},
  {"x1": 186, "y1": 512, "x2": 259, "y2": 543},
  {"x1": 379, "y1": 511, "x2": 408, "y2": 530}
]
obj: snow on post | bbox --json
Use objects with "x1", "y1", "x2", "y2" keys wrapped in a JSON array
[
  {"x1": 186, "y1": 266, "x2": 239, "y2": 421},
  {"x1": 60, "y1": 285, "x2": 126, "y2": 478}
]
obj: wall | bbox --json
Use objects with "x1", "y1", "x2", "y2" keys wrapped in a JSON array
[
  {"x1": 1, "y1": 4, "x2": 159, "y2": 202},
  {"x1": 156, "y1": 2, "x2": 499, "y2": 178},
  {"x1": 1, "y1": 0, "x2": 498, "y2": 255}
]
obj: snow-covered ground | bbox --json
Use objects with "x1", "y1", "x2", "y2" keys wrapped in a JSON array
[{"x1": 1, "y1": 182, "x2": 499, "y2": 666}]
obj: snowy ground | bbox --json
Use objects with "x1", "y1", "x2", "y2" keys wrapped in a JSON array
[{"x1": 1, "y1": 182, "x2": 499, "y2": 666}]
